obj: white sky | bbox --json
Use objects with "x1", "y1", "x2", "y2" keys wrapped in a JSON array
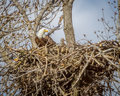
[{"x1": 52, "y1": 0, "x2": 117, "y2": 43}]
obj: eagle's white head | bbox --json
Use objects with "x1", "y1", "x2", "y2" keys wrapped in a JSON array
[{"x1": 36, "y1": 28, "x2": 48, "y2": 38}]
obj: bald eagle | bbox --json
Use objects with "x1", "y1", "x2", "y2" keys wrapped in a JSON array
[{"x1": 35, "y1": 28, "x2": 55, "y2": 47}]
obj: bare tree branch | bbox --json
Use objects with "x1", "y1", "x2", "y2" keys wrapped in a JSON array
[{"x1": 11, "y1": 0, "x2": 30, "y2": 24}]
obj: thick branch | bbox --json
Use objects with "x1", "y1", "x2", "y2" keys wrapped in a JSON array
[{"x1": 63, "y1": 0, "x2": 75, "y2": 47}]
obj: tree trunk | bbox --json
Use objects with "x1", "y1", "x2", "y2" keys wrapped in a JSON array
[
  {"x1": 118, "y1": 0, "x2": 120, "y2": 23},
  {"x1": 116, "y1": 0, "x2": 120, "y2": 42},
  {"x1": 63, "y1": 0, "x2": 76, "y2": 47}
]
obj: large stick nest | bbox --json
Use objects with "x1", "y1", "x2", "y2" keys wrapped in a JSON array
[{"x1": 1, "y1": 40, "x2": 120, "y2": 96}]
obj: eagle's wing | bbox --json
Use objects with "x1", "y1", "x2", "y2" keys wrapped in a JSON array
[{"x1": 35, "y1": 36, "x2": 55, "y2": 47}]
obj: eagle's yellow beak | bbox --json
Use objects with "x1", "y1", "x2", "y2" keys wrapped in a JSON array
[{"x1": 44, "y1": 29, "x2": 48, "y2": 32}]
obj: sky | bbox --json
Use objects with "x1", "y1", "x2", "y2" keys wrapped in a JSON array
[{"x1": 51, "y1": 0, "x2": 117, "y2": 43}]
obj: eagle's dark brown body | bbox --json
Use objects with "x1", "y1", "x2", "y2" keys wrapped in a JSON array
[{"x1": 35, "y1": 36, "x2": 55, "y2": 47}]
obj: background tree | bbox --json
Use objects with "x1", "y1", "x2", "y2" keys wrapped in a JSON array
[
  {"x1": 0, "y1": 0, "x2": 62, "y2": 49},
  {"x1": 116, "y1": 0, "x2": 120, "y2": 42},
  {"x1": 62, "y1": 0, "x2": 76, "y2": 47}
]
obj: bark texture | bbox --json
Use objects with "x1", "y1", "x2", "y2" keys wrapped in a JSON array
[
  {"x1": 116, "y1": 0, "x2": 120, "y2": 42},
  {"x1": 63, "y1": 0, "x2": 75, "y2": 47},
  {"x1": 118, "y1": 0, "x2": 120, "y2": 22}
]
